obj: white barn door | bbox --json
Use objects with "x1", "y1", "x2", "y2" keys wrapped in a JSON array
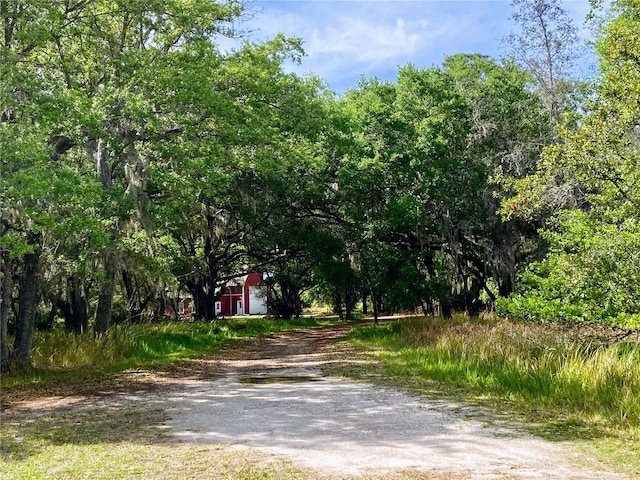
[{"x1": 248, "y1": 286, "x2": 268, "y2": 315}]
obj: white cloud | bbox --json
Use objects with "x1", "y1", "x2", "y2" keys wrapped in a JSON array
[
  {"x1": 306, "y1": 16, "x2": 425, "y2": 63},
  {"x1": 221, "y1": 1, "x2": 597, "y2": 92},
  {"x1": 226, "y1": 4, "x2": 442, "y2": 85}
]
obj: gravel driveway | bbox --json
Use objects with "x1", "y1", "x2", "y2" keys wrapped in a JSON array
[{"x1": 162, "y1": 326, "x2": 625, "y2": 479}]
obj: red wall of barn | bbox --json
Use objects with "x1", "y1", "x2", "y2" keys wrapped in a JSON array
[
  {"x1": 164, "y1": 297, "x2": 193, "y2": 318},
  {"x1": 219, "y1": 285, "x2": 243, "y2": 316}
]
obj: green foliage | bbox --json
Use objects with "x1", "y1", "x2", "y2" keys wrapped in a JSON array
[
  {"x1": 503, "y1": 0, "x2": 640, "y2": 325},
  {"x1": 496, "y1": 294, "x2": 585, "y2": 324},
  {"x1": 334, "y1": 56, "x2": 547, "y2": 315},
  {"x1": 498, "y1": 211, "x2": 640, "y2": 327}
]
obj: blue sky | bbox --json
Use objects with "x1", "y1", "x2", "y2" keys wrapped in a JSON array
[{"x1": 228, "y1": 1, "x2": 597, "y2": 93}]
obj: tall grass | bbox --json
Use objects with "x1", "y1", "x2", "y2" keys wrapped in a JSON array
[
  {"x1": 27, "y1": 322, "x2": 232, "y2": 370},
  {"x1": 5, "y1": 316, "x2": 336, "y2": 379},
  {"x1": 347, "y1": 315, "x2": 640, "y2": 427}
]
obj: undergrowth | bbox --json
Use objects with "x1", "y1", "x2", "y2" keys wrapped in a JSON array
[{"x1": 1, "y1": 316, "x2": 336, "y2": 386}]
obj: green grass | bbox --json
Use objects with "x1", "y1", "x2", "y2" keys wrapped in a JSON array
[
  {"x1": 0, "y1": 404, "x2": 313, "y2": 480},
  {"x1": 1, "y1": 316, "x2": 338, "y2": 390},
  {"x1": 341, "y1": 315, "x2": 640, "y2": 476}
]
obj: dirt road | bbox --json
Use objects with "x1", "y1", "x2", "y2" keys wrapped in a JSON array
[
  {"x1": 2, "y1": 325, "x2": 627, "y2": 479},
  {"x1": 160, "y1": 326, "x2": 624, "y2": 479}
]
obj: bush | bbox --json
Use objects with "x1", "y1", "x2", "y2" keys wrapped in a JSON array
[{"x1": 498, "y1": 211, "x2": 640, "y2": 329}]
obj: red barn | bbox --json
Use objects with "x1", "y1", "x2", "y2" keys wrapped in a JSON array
[
  {"x1": 215, "y1": 272, "x2": 269, "y2": 317},
  {"x1": 163, "y1": 296, "x2": 194, "y2": 318}
]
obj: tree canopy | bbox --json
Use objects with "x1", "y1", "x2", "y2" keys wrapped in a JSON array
[
  {"x1": 1, "y1": 0, "x2": 636, "y2": 370},
  {"x1": 499, "y1": 0, "x2": 640, "y2": 327}
]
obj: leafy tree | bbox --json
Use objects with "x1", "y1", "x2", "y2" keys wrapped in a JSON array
[
  {"x1": 2, "y1": 0, "x2": 250, "y2": 366},
  {"x1": 1, "y1": 0, "x2": 328, "y2": 347},
  {"x1": 442, "y1": 54, "x2": 549, "y2": 301},
  {"x1": 501, "y1": 0, "x2": 640, "y2": 326},
  {"x1": 333, "y1": 59, "x2": 548, "y2": 318},
  {"x1": 334, "y1": 72, "x2": 468, "y2": 318},
  {"x1": 0, "y1": 0, "x2": 74, "y2": 368},
  {"x1": 40, "y1": 1, "x2": 247, "y2": 333},
  {"x1": 148, "y1": 36, "x2": 327, "y2": 320}
]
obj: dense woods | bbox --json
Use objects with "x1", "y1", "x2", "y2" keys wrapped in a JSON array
[{"x1": 1, "y1": 0, "x2": 639, "y2": 370}]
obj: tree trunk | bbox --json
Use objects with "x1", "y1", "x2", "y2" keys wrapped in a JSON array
[
  {"x1": 122, "y1": 268, "x2": 151, "y2": 323},
  {"x1": 70, "y1": 275, "x2": 88, "y2": 332},
  {"x1": 333, "y1": 291, "x2": 344, "y2": 321},
  {"x1": 420, "y1": 299, "x2": 434, "y2": 316},
  {"x1": 440, "y1": 300, "x2": 452, "y2": 319},
  {"x1": 361, "y1": 289, "x2": 368, "y2": 315},
  {"x1": 94, "y1": 253, "x2": 117, "y2": 335},
  {"x1": 205, "y1": 294, "x2": 216, "y2": 321},
  {"x1": 465, "y1": 277, "x2": 482, "y2": 317},
  {"x1": 124, "y1": 143, "x2": 151, "y2": 229},
  {"x1": 371, "y1": 289, "x2": 379, "y2": 325},
  {"x1": 155, "y1": 290, "x2": 167, "y2": 321},
  {"x1": 194, "y1": 287, "x2": 216, "y2": 321},
  {"x1": 122, "y1": 268, "x2": 134, "y2": 323},
  {"x1": 497, "y1": 271, "x2": 515, "y2": 297},
  {"x1": 187, "y1": 282, "x2": 214, "y2": 321},
  {"x1": 193, "y1": 288, "x2": 206, "y2": 320},
  {"x1": 270, "y1": 278, "x2": 302, "y2": 319},
  {"x1": 12, "y1": 250, "x2": 41, "y2": 368},
  {"x1": 493, "y1": 225, "x2": 518, "y2": 298},
  {"x1": 39, "y1": 302, "x2": 56, "y2": 330},
  {"x1": 58, "y1": 275, "x2": 89, "y2": 333},
  {"x1": 344, "y1": 281, "x2": 357, "y2": 321},
  {"x1": 121, "y1": 270, "x2": 153, "y2": 323},
  {"x1": 87, "y1": 138, "x2": 112, "y2": 189},
  {"x1": 0, "y1": 249, "x2": 12, "y2": 371}
]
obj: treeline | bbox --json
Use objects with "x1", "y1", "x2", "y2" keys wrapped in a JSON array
[{"x1": 1, "y1": 0, "x2": 638, "y2": 370}]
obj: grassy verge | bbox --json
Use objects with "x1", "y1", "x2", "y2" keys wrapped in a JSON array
[
  {"x1": 336, "y1": 315, "x2": 640, "y2": 477},
  {"x1": 0, "y1": 403, "x2": 313, "y2": 480},
  {"x1": 0, "y1": 316, "x2": 338, "y2": 392}
]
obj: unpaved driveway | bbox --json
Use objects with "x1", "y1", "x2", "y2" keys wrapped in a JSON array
[{"x1": 160, "y1": 326, "x2": 624, "y2": 479}]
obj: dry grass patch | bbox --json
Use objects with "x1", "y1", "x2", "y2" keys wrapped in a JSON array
[
  {"x1": 0, "y1": 402, "x2": 307, "y2": 480},
  {"x1": 0, "y1": 398, "x2": 464, "y2": 480}
]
